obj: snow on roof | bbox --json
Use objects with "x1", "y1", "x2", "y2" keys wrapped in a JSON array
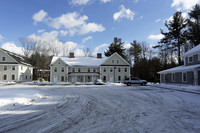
[
  {"x1": 182, "y1": 44, "x2": 200, "y2": 57},
  {"x1": 51, "y1": 56, "x2": 108, "y2": 66},
  {"x1": 158, "y1": 64, "x2": 200, "y2": 74}
]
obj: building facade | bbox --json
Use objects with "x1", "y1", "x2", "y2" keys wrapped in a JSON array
[
  {"x1": 0, "y1": 48, "x2": 33, "y2": 82},
  {"x1": 50, "y1": 52, "x2": 130, "y2": 83},
  {"x1": 158, "y1": 44, "x2": 200, "y2": 85}
]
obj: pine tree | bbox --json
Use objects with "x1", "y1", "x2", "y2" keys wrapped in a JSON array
[
  {"x1": 159, "y1": 11, "x2": 187, "y2": 65},
  {"x1": 104, "y1": 37, "x2": 126, "y2": 58},
  {"x1": 187, "y1": 4, "x2": 200, "y2": 47}
]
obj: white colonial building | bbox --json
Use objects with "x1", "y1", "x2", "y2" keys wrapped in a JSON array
[
  {"x1": 50, "y1": 52, "x2": 130, "y2": 83},
  {"x1": 0, "y1": 48, "x2": 33, "y2": 82}
]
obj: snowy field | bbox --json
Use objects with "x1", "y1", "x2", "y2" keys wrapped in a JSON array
[{"x1": 0, "y1": 83, "x2": 200, "y2": 133}]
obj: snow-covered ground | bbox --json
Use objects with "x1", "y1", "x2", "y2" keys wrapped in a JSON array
[{"x1": 0, "y1": 83, "x2": 200, "y2": 133}]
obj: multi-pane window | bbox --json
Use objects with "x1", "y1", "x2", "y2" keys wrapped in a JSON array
[
  {"x1": 103, "y1": 67, "x2": 106, "y2": 72},
  {"x1": 172, "y1": 73, "x2": 175, "y2": 82},
  {"x1": 78, "y1": 68, "x2": 81, "y2": 72},
  {"x1": 118, "y1": 76, "x2": 121, "y2": 81},
  {"x1": 12, "y1": 66, "x2": 15, "y2": 70},
  {"x1": 93, "y1": 68, "x2": 96, "y2": 72},
  {"x1": 110, "y1": 67, "x2": 113, "y2": 72},
  {"x1": 54, "y1": 67, "x2": 57, "y2": 72},
  {"x1": 88, "y1": 68, "x2": 90, "y2": 72},
  {"x1": 61, "y1": 67, "x2": 64, "y2": 72},
  {"x1": 116, "y1": 60, "x2": 119, "y2": 64},
  {"x1": 72, "y1": 68, "x2": 75, "y2": 72},
  {"x1": 182, "y1": 72, "x2": 187, "y2": 82},
  {"x1": 12, "y1": 75, "x2": 15, "y2": 80},
  {"x1": 118, "y1": 68, "x2": 121, "y2": 72},
  {"x1": 103, "y1": 76, "x2": 106, "y2": 81},
  {"x1": 112, "y1": 60, "x2": 114, "y2": 64},
  {"x1": 2, "y1": 57, "x2": 5, "y2": 61},
  {"x1": 3, "y1": 75, "x2": 7, "y2": 80},
  {"x1": 124, "y1": 68, "x2": 127, "y2": 72},
  {"x1": 4, "y1": 66, "x2": 7, "y2": 71},
  {"x1": 61, "y1": 76, "x2": 64, "y2": 81},
  {"x1": 188, "y1": 56, "x2": 193, "y2": 63}
]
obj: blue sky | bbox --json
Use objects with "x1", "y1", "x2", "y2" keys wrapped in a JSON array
[{"x1": 0, "y1": 0, "x2": 199, "y2": 56}]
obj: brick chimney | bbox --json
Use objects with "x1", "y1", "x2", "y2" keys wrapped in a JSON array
[
  {"x1": 97, "y1": 53, "x2": 102, "y2": 58},
  {"x1": 69, "y1": 52, "x2": 75, "y2": 58}
]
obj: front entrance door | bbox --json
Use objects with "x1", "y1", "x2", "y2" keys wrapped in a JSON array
[
  {"x1": 54, "y1": 76, "x2": 57, "y2": 82},
  {"x1": 110, "y1": 76, "x2": 113, "y2": 82}
]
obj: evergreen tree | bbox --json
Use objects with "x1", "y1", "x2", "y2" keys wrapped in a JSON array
[
  {"x1": 160, "y1": 11, "x2": 187, "y2": 65},
  {"x1": 187, "y1": 4, "x2": 200, "y2": 47},
  {"x1": 129, "y1": 40, "x2": 141, "y2": 64},
  {"x1": 104, "y1": 37, "x2": 126, "y2": 58}
]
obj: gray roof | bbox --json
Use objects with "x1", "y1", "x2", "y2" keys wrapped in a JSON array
[{"x1": 1, "y1": 48, "x2": 32, "y2": 67}]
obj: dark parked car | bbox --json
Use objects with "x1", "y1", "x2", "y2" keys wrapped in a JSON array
[{"x1": 124, "y1": 77, "x2": 147, "y2": 86}]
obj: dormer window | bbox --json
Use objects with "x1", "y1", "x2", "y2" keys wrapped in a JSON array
[
  {"x1": 2, "y1": 57, "x2": 5, "y2": 61},
  {"x1": 188, "y1": 56, "x2": 193, "y2": 63}
]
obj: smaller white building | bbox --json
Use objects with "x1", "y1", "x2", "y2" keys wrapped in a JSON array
[{"x1": 0, "y1": 48, "x2": 33, "y2": 82}]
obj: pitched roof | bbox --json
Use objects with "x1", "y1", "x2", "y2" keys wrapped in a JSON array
[
  {"x1": 0, "y1": 48, "x2": 32, "y2": 67},
  {"x1": 182, "y1": 44, "x2": 200, "y2": 57},
  {"x1": 51, "y1": 56, "x2": 108, "y2": 66},
  {"x1": 158, "y1": 64, "x2": 200, "y2": 74}
]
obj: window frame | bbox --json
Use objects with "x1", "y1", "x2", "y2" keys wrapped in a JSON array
[
  {"x1": 78, "y1": 68, "x2": 81, "y2": 72},
  {"x1": 188, "y1": 56, "x2": 193, "y2": 63},
  {"x1": 124, "y1": 68, "x2": 127, "y2": 72},
  {"x1": 54, "y1": 67, "x2": 57, "y2": 72},
  {"x1": 110, "y1": 67, "x2": 113, "y2": 72},
  {"x1": 172, "y1": 73, "x2": 175, "y2": 82},
  {"x1": 182, "y1": 72, "x2": 187, "y2": 82},
  {"x1": 3, "y1": 75, "x2": 7, "y2": 80},
  {"x1": 61, "y1": 67, "x2": 64, "y2": 72},
  {"x1": 12, "y1": 75, "x2": 15, "y2": 80},
  {"x1": 4, "y1": 65, "x2": 7, "y2": 71},
  {"x1": 12, "y1": 66, "x2": 15, "y2": 70},
  {"x1": 2, "y1": 57, "x2": 6, "y2": 61},
  {"x1": 103, "y1": 67, "x2": 106, "y2": 72}
]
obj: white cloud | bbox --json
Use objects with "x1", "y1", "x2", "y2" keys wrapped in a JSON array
[
  {"x1": 124, "y1": 43, "x2": 132, "y2": 49},
  {"x1": 171, "y1": 0, "x2": 200, "y2": 11},
  {"x1": 1, "y1": 42, "x2": 24, "y2": 55},
  {"x1": 60, "y1": 30, "x2": 68, "y2": 36},
  {"x1": 101, "y1": 0, "x2": 111, "y2": 3},
  {"x1": 93, "y1": 43, "x2": 108, "y2": 55},
  {"x1": 155, "y1": 19, "x2": 161, "y2": 23},
  {"x1": 113, "y1": 5, "x2": 135, "y2": 21},
  {"x1": 79, "y1": 23, "x2": 105, "y2": 35},
  {"x1": 0, "y1": 34, "x2": 5, "y2": 41},
  {"x1": 37, "y1": 29, "x2": 45, "y2": 33},
  {"x1": 82, "y1": 36, "x2": 92, "y2": 43},
  {"x1": 28, "y1": 31, "x2": 59, "y2": 42},
  {"x1": 71, "y1": 0, "x2": 90, "y2": 5},
  {"x1": 148, "y1": 34, "x2": 164, "y2": 40},
  {"x1": 48, "y1": 12, "x2": 88, "y2": 29},
  {"x1": 32, "y1": 10, "x2": 48, "y2": 24}
]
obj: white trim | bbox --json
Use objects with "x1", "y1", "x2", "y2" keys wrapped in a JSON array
[
  {"x1": 182, "y1": 72, "x2": 187, "y2": 82},
  {"x1": 101, "y1": 52, "x2": 130, "y2": 66}
]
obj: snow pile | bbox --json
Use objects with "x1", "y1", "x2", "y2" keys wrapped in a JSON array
[{"x1": 0, "y1": 84, "x2": 45, "y2": 111}]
